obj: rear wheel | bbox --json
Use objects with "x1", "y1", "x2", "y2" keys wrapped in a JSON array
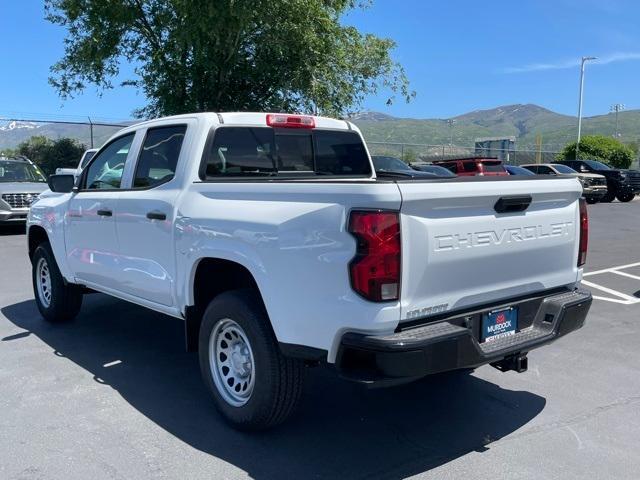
[
  {"x1": 616, "y1": 192, "x2": 635, "y2": 203},
  {"x1": 198, "y1": 289, "x2": 305, "y2": 430},
  {"x1": 32, "y1": 243, "x2": 83, "y2": 322},
  {"x1": 585, "y1": 196, "x2": 599, "y2": 204}
]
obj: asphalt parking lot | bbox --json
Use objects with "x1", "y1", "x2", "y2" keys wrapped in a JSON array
[{"x1": 1, "y1": 199, "x2": 639, "y2": 480}]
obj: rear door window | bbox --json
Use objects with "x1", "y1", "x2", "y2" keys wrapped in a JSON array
[
  {"x1": 134, "y1": 125, "x2": 187, "y2": 188},
  {"x1": 202, "y1": 127, "x2": 371, "y2": 178}
]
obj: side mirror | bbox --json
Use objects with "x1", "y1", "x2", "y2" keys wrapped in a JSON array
[{"x1": 48, "y1": 174, "x2": 75, "y2": 193}]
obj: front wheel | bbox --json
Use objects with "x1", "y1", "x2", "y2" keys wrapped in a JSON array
[
  {"x1": 32, "y1": 243, "x2": 83, "y2": 322},
  {"x1": 601, "y1": 191, "x2": 616, "y2": 203},
  {"x1": 198, "y1": 290, "x2": 305, "y2": 430},
  {"x1": 585, "y1": 196, "x2": 599, "y2": 204},
  {"x1": 616, "y1": 192, "x2": 635, "y2": 203}
]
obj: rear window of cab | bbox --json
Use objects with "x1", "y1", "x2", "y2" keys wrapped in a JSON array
[{"x1": 200, "y1": 127, "x2": 372, "y2": 179}]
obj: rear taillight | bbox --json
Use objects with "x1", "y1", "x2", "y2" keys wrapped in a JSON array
[
  {"x1": 348, "y1": 210, "x2": 401, "y2": 302},
  {"x1": 578, "y1": 197, "x2": 588, "y2": 267},
  {"x1": 266, "y1": 114, "x2": 315, "y2": 129}
]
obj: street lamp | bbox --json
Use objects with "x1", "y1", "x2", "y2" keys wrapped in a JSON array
[
  {"x1": 610, "y1": 103, "x2": 625, "y2": 138},
  {"x1": 576, "y1": 56, "x2": 597, "y2": 159}
]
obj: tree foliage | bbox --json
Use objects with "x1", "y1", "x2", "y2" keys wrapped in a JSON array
[
  {"x1": 45, "y1": 0, "x2": 414, "y2": 118},
  {"x1": 557, "y1": 135, "x2": 635, "y2": 169},
  {"x1": 15, "y1": 136, "x2": 86, "y2": 175}
]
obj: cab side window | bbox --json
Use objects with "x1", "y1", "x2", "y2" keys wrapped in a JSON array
[
  {"x1": 83, "y1": 134, "x2": 135, "y2": 190},
  {"x1": 134, "y1": 125, "x2": 187, "y2": 188}
]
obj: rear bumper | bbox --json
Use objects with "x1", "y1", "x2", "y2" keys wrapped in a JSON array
[{"x1": 337, "y1": 288, "x2": 591, "y2": 383}]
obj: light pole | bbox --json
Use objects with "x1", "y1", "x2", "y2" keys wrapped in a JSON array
[
  {"x1": 610, "y1": 103, "x2": 625, "y2": 138},
  {"x1": 446, "y1": 119, "x2": 456, "y2": 154},
  {"x1": 576, "y1": 56, "x2": 597, "y2": 159}
]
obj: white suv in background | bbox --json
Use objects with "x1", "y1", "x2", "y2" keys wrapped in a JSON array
[
  {"x1": 0, "y1": 156, "x2": 48, "y2": 224},
  {"x1": 55, "y1": 148, "x2": 99, "y2": 177}
]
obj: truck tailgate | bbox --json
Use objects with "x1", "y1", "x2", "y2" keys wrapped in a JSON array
[{"x1": 397, "y1": 178, "x2": 583, "y2": 321}]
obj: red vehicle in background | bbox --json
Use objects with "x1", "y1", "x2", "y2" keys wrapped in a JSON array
[{"x1": 433, "y1": 157, "x2": 508, "y2": 176}]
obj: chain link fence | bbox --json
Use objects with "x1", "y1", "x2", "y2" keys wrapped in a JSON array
[
  {"x1": 0, "y1": 116, "x2": 128, "y2": 151},
  {"x1": 366, "y1": 141, "x2": 562, "y2": 165}
]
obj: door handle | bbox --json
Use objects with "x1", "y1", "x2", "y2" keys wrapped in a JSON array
[
  {"x1": 494, "y1": 195, "x2": 532, "y2": 214},
  {"x1": 97, "y1": 209, "x2": 113, "y2": 217},
  {"x1": 146, "y1": 211, "x2": 167, "y2": 221}
]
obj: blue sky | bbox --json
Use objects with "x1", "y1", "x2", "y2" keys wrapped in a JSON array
[{"x1": 1, "y1": 0, "x2": 639, "y2": 120}]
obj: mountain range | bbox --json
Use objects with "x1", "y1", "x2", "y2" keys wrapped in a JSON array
[
  {"x1": 1, "y1": 104, "x2": 639, "y2": 152},
  {"x1": 352, "y1": 104, "x2": 640, "y2": 151}
]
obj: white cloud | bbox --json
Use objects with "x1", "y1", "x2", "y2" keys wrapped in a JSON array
[{"x1": 500, "y1": 52, "x2": 640, "y2": 74}]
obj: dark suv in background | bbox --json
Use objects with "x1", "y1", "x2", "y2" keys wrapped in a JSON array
[{"x1": 557, "y1": 160, "x2": 640, "y2": 202}]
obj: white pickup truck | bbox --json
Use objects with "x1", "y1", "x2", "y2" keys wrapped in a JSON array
[{"x1": 27, "y1": 112, "x2": 592, "y2": 430}]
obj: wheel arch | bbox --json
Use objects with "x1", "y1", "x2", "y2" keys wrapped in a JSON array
[
  {"x1": 184, "y1": 257, "x2": 271, "y2": 352},
  {"x1": 28, "y1": 225, "x2": 49, "y2": 261}
]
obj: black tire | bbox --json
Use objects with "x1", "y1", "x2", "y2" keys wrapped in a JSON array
[
  {"x1": 585, "y1": 196, "x2": 599, "y2": 204},
  {"x1": 601, "y1": 191, "x2": 616, "y2": 203},
  {"x1": 32, "y1": 243, "x2": 83, "y2": 322},
  {"x1": 198, "y1": 289, "x2": 305, "y2": 430},
  {"x1": 616, "y1": 192, "x2": 635, "y2": 203}
]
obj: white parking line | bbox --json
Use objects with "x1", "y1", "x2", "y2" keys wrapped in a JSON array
[
  {"x1": 582, "y1": 261, "x2": 640, "y2": 305},
  {"x1": 612, "y1": 270, "x2": 640, "y2": 281},
  {"x1": 583, "y1": 261, "x2": 640, "y2": 277}
]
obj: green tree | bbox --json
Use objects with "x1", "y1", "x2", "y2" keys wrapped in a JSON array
[
  {"x1": 46, "y1": 0, "x2": 414, "y2": 118},
  {"x1": 16, "y1": 136, "x2": 86, "y2": 175},
  {"x1": 557, "y1": 135, "x2": 635, "y2": 169}
]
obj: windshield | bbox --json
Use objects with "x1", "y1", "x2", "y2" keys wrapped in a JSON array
[
  {"x1": 372, "y1": 156, "x2": 412, "y2": 171},
  {"x1": 551, "y1": 164, "x2": 577, "y2": 174},
  {"x1": 419, "y1": 165, "x2": 455, "y2": 176},
  {"x1": 508, "y1": 166, "x2": 534, "y2": 175},
  {"x1": 584, "y1": 160, "x2": 611, "y2": 171},
  {"x1": 0, "y1": 160, "x2": 46, "y2": 183}
]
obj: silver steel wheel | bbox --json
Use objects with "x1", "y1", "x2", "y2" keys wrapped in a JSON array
[
  {"x1": 36, "y1": 257, "x2": 52, "y2": 308},
  {"x1": 209, "y1": 318, "x2": 255, "y2": 407}
]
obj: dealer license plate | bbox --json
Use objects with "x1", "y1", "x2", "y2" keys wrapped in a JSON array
[{"x1": 481, "y1": 307, "x2": 518, "y2": 343}]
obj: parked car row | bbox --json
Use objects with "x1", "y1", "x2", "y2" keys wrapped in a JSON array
[
  {"x1": 370, "y1": 155, "x2": 639, "y2": 204},
  {"x1": 3, "y1": 147, "x2": 639, "y2": 228}
]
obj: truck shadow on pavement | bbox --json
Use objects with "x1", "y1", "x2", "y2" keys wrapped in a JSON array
[{"x1": 2, "y1": 295, "x2": 546, "y2": 480}]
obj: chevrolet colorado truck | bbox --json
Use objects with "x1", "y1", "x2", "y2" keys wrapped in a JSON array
[{"x1": 27, "y1": 112, "x2": 592, "y2": 430}]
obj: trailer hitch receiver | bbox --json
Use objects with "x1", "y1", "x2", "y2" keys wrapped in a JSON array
[{"x1": 491, "y1": 353, "x2": 528, "y2": 373}]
